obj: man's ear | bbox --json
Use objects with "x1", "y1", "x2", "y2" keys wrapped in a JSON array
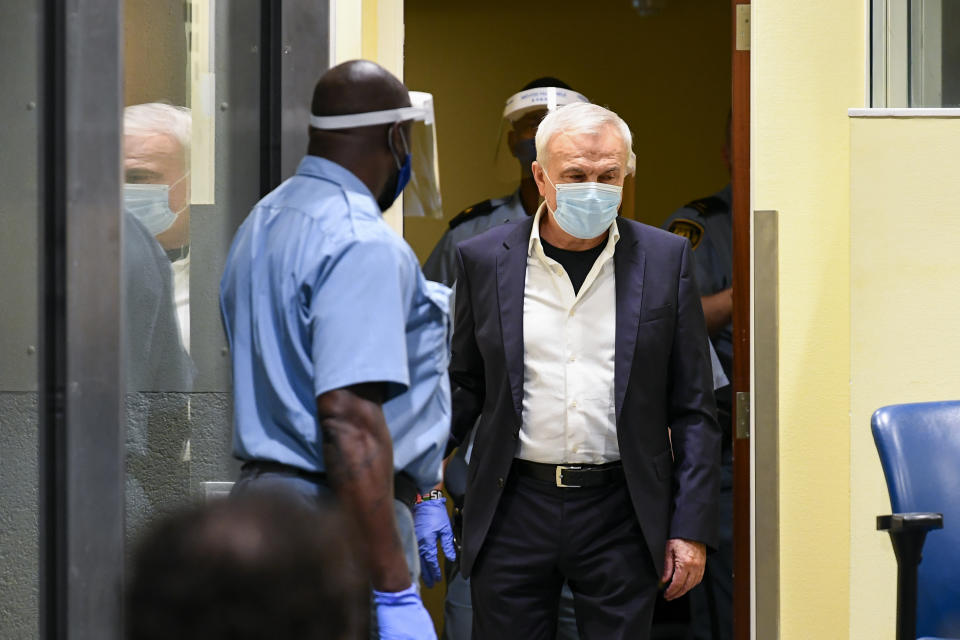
[
  {"x1": 388, "y1": 121, "x2": 403, "y2": 156},
  {"x1": 531, "y1": 161, "x2": 547, "y2": 197}
]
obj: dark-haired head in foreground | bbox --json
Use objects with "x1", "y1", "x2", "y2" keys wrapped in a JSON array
[{"x1": 126, "y1": 493, "x2": 367, "y2": 640}]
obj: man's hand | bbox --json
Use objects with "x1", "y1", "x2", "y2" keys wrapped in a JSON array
[
  {"x1": 660, "y1": 538, "x2": 707, "y2": 600},
  {"x1": 413, "y1": 496, "x2": 457, "y2": 587},
  {"x1": 701, "y1": 287, "x2": 733, "y2": 336},
  {"x1": 374, "y1": 585, "x2": 438, "y2": 640}
]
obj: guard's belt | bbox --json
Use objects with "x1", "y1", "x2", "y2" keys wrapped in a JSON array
[
  {"x1": 514, "y1": 459, "x2": 624, "y2": 488},
  {"x1": 241, "y1": 459, "x2": 419, "y2": 509}
]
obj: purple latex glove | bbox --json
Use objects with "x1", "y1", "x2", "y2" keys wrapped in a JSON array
[
  {"x1": 413, "y1": 497, "x2": 457, "y2": 588},
  {"x1": 373, "y1": 584, "x2": 437, "y2": 640}
]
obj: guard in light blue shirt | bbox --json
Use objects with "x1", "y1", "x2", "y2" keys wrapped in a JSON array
[
  {"x1": 220, "y1": 61, "x2": 450, "y2": 640},
  {"x1": 221, "y1": 155, "x2": 450, "y2": 491}
]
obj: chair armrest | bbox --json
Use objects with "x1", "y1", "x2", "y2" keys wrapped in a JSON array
[
  {"x1": 877, "y1": 512, "x2": 944, "y2": 640},
  {"x1": 876, "y1": 512, "x2": 943, "y2": 533}
]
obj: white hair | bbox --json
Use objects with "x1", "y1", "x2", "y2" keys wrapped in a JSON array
[
  {"x1": 535, "y1": 102, "x2": 636, "y2": 175},
  {"x1": 124, "y1": 103, "x2": 191, "y2": 155}
]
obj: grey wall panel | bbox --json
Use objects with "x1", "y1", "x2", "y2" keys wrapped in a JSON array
[
  {"x1": 124, "y1": 393, "x2": 191, "y2": 540},
  {"x1": 0, "y1": 394, "x2": 40, "y2": 640},
  {"x1": 190, "y1": 0, "x2": 262, "y2": 393},
  {"x1": 188, "y1": 393, "x2": 241, "y2": 489},
  {"x1": 1, "y1": 1, "x2": 41, "y2": 637},
  {"x1": 280, "y1": 0, "x2": 330, "y2": 181},
  {"x1": 0, "y1": 1, "x2": 40, "y2": 392},
  {"x1": 123, "y1": 392, "x2": 237, "y2": 540}
]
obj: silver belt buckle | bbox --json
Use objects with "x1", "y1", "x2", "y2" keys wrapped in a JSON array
[{"x1": 555, "y1": 465, "x2": 582, "y2": 488}]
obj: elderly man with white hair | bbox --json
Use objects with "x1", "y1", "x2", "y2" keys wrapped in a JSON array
[
  {"x1": 447, "y1": 102, "x2": 721, "y2": 639},
  {"x1": 123, "y1": 102, "x2": 192, "y2": 351}
]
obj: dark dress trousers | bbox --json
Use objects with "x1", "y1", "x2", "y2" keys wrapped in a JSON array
[{"x1": 449, "y1": 215, "x2": 721, "y2": 587}]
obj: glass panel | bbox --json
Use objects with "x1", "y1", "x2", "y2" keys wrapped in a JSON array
[
  {"x1": 872, "y1": 0, "x2": 960, "y2": 107},
  {"x1": 122, "y1": 0, "x2": 259, "y2": 540},
  {"x1": 938, "y1": 2, "x2": 960, "y2": 106},
  {"x1": 0, "y1": 2, "x2": 40, "y2": 638}
]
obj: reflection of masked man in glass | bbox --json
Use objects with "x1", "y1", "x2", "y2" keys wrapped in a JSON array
[
  {"x1": 124, "y1": 103, "x2": 192, "y2": 351},
  {"x1": 122, "y1": 103, "x2": 195, "y2": 538}
]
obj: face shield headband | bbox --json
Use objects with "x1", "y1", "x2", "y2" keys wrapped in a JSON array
[
  {"x1": 502, "y1": 86, "x2": 590, "y2": 122},
  {"x1": 495, "y1": 86, "x2": 590, "y2": 162},
  {"x1": 309, "y1": 91, "x2": 442, "y2": 218}
]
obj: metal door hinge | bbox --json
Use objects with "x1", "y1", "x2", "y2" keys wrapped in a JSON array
[
  {"x1": 736, "y1": 4, "x2": 751, "y2": 51},
  {"x1": 736, "y1": 391, "x2": 751, "y2": 440}
]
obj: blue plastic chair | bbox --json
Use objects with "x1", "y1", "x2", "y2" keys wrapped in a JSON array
[{"x1": 873, "y1": 401, "x2": 960, "y2": 640}]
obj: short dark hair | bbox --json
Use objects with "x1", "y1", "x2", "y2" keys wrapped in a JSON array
[
  {"x1": 521, "y1": 77, "x2": 573, "y2": 92},
  {"x1": 126, "y1": 493, "x2": 367, "y2": 640}
]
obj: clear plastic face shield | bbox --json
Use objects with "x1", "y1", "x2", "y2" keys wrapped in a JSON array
[
  {"x1": 308, "y1": 91, "x2": 442, "y2": 218},
  {"x1": 495, "y1": 86, "x2": 590, "y2": 173}
]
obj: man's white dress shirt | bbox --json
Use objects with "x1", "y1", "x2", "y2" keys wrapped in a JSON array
[{"x1": 519, "y1": 204, "x2": 620, "y2": 465}]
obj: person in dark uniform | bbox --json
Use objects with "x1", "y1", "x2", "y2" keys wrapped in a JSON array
[
  {"x1": 661, "y1": 114, "x2": 734, "y2": 640},
  {"x1": 425, "y1": 78, "x2": 589, "y2": 640},
  {"x1": 423, "y1": 78, "x2": 589, "y2": 287}
]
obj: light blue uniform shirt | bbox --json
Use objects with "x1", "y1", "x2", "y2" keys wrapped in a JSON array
[{"x1": 220, "y1": 156, "x2": 451, "y2": 491}]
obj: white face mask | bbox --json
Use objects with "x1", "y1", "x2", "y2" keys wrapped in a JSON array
[
  {"x1": 123, "y1": 172, "x2": 189, "y2": 236},
  {"x1": 543, "y1": 172, "x2": 622, "y2": 240}
]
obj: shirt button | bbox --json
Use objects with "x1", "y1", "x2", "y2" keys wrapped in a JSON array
[
  {"x1": 571, "y1": 401, "x2": 578, "y2": 409},
  {"x1": 568, "y1": 355, "x2": 576, "y2": 363},
  {"x1": 497, "y1": 477, "x2": 505, "y2": 488}
]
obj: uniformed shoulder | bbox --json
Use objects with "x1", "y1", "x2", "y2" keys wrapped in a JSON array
[
  {"x1": 683, "y1": 195, "x2": 728, "y2": 217},
  {"x1": 447, "y1": 196, "x2": 510, "y2": 230},
  {"x1": 457, "y1": 217, "x2": 527, "y2": 264},
  {"x1": 665, "y1": 216, "x2": 707, "y2": 250}
]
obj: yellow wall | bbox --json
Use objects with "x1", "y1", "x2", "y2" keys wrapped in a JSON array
[
  {"x1": 848, "y1": 115, "x2": 960, "y2": 639},
  {"x1": 124, "y1": 0, "x2": 187, "y2": 106},
  {"x1": 333, "y1": 0, "x2": 405, "y2": 235},
  {"x1": 403, "y1": 0, "x2": 731, "y2": 263},
  {"x1": 752, "y1": 1, "x2": 864, "y2": 637}
]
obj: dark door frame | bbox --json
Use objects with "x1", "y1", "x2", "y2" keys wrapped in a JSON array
[
  {"x1": 731, "y1": 1, "x2": 752, "y2": 638},
  {"x1": 39, "y1": 0, "x2": 125, "y2": 637}
]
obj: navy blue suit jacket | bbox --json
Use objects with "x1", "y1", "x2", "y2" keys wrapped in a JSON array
[{"x1": 450, "y1": 215, "x2": 721, "y2": 579}]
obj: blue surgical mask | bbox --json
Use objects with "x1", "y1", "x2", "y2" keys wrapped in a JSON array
[
  {"x1": 395, "y1": 153, "x2": 412, "y2": 199},
  {"x1": 379, "y1": 126, "x2": 413, "y2": 211},
  {"x1": 124, "y1": 183, "x2": 178, "y2": 235},
  {"x1": 513, "y1": 138, "x2": 538, "y2": 177},
  {"x1": 544, "y1": 173, "x2": 622, "y2": 239}
]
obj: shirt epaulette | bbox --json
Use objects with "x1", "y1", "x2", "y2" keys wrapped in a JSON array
[
  {"x1": 683, "y1": 195, "x2": 728, "y2": 217},
  {"x1": 448, "y1": 198, "x2": 504, "y2": 230}
]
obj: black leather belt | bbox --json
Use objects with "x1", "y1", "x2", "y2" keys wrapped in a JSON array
[
  {"x1": 241, "y1": 460, "x2": 419, "y2": 509},
  {"x1": 515, "y1": 459, "x2": 624, "y2": 488}
]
